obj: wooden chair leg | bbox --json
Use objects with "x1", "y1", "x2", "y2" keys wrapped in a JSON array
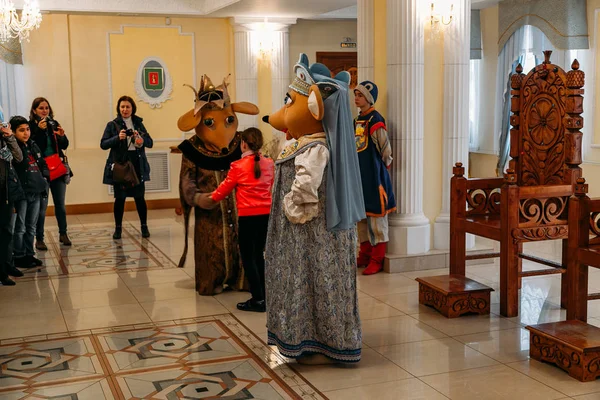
[
  {"x1": 517, "y1": 242, "x2": 523, "y2": 289},
  {"x1": 449, "y1": 223, "x2": 466, "y2": 276},
  {"x1": 561, "y1": 238, "x2": 569, "y2": 309},
  {"x1": 500, "y1": 241, "x2": 520, "y2": 317}
]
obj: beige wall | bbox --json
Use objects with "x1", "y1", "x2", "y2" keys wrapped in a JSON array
[
  {"x1": 289, "y1": 19, "x2": 357, "y2": 74},
  {"x1": 21, "y1": 14, "x2": 234, "y2": 206}
]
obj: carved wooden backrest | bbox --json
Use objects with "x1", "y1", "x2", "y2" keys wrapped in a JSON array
[{"x1": 508, "y1": 51, "x2": 584, "y2": 187}]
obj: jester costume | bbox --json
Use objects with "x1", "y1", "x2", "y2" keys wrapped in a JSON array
[{"x1": 354, "y1": 81, "x2": 396, "y2": 275}]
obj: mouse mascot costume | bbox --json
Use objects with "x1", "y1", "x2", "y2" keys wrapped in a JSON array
[
  {"x1": 263, "y1": 54, "x2": 365, "y2": 364},
  {"x1": 177, "y1": 75, "x2": 259, "y2": 295}
]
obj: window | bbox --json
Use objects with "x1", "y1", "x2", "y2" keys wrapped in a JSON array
[{"x1": 469, "y1": 59, "x2": 481, "y2": 151}]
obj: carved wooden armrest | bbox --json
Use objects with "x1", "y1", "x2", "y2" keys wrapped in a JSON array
[
  {"x1": 587, "y1": 200, "x2": 600, "y2": 245},
  {"x1": 465, "y1": 178, "x2": 503, "y2": 217}
]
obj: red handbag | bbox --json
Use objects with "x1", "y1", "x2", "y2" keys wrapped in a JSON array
[{"x1": 44, "y1": 131, "x2": 68, "y2": 181}]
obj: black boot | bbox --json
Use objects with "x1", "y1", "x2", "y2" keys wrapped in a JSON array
[
  {"x1": 113, "y1": 226, "x2": 122, "y2": 240},
  {"x1": 237, "y1": 298, "x2": 266, "y2": 313},
  {"x1": 0, "y1": 276, "x2": 16, "y2": 286},
  {"x1": 14, "y1": 257, "x2": 36, "y2": 269},
  {"x1": 141, "y1": 224, "x2": 150, "y2": 238},
  {"x1": 29, "y1": 256, "x2": 43, "y2": 267},
  {"x1": 7, "y1": 267, "x2": 23, "y2": 277}
]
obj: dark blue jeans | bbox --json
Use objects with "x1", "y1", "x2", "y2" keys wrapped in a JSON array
[
  {"x1": 14, "y1": 194, "x2": 40, "y2": 258},
  {"x1": 37, "y1": 178, "x2": 68, "y2": 240}
]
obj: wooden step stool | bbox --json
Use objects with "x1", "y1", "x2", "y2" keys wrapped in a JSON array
[
  {"x1": 527, "y1": 321, "x2": 600, "y2": 382},
  {"x1": 415, "y1": 275, "x2": 494, "y2": 318}
]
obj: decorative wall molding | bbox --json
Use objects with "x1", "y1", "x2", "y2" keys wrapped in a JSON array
[
  {"x1": 106, "y1": 24, "x2": 196, "y2": 141},
  {"x1": 15, "y1": 0, "x2": 241, "y2": 16}
]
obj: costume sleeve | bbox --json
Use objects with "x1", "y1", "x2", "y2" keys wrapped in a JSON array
[
  {"x1": 180, "y1": 156, "x2": 200, "y2": 207},
  {"x1": 283, "y1": 144, "x2": 329, "y2": 224},
  {"x1": 211, "y1": 163, "x2": 238, "y2": 202},
  {"x1": 371, "y1": 127, "x2": 393, "y2": 167}
]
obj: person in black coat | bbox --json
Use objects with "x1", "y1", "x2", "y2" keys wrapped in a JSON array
[
  {"x1": 10, "y1": 116, "x2": 49, "y2": 270},
  {"x1": 0, "y1": 121, "x2": 24, "y2": 286},
  {"x1": 101, "y1": 95, "x2": 153, "y2": 239},
  {"x1": 29, "y1": 97, "x2": 72, "y2": 249}
]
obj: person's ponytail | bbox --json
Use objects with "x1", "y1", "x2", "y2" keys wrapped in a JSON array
[{"x1": 241, "y1": 127, "x2": 264, "y2": 180}]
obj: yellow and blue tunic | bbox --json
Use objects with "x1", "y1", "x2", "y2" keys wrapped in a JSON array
[{"x1": 354, "y1": 109, "x2": 396, "y2": 217}]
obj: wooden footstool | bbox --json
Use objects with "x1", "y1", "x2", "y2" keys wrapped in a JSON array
[
  {"x1": 527, "y1": 321, "x2": 600, "y2": 382},
  {"x1": 415, "y1": 275, "x2": 494, "y2": 318}
]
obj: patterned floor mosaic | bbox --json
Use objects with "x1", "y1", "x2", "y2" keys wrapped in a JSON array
[
  {"x1": 0, "y1": 315, "x2": 323, "y2": 399},
  {"x1": 18, "y1": 224, "x2": 177, "y2": 281}
]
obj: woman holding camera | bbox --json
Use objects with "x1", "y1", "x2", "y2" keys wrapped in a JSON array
[
  {"x1": 101, "y1": 95, "x2": 153, "y2": 239},
  {"x1": 29, "y1": 97, "x2": 72, "y2": 248}
]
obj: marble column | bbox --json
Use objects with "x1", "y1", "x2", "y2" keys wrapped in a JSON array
[
  {"x1": 386, "y1": 0, "x2": 430, "y2": 255},
  {"x1": 232, "y1": 23, "x2": 258, "y2": 131},
  {"x1": 433, "y1": 0, "x2": 473, "y2": 250},
  {"x1": 357, "y1": 0, "x2": 374, "y2": 82}
]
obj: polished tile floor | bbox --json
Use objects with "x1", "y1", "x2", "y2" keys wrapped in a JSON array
[{"x1": 0, "y1": 209, "x2": 598, "y2": 399}]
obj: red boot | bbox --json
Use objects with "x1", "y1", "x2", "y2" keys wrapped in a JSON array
[
  {"x1": 363, "y1": 242, "x2": 386, "y2": 275},
  {"x1": 357, "y1": 241, "x2": 373, "y2": 268}
]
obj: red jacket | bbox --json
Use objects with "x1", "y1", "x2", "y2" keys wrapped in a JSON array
[{"x1": 212, "y1": 152, "x2": 274, "y2": 216}]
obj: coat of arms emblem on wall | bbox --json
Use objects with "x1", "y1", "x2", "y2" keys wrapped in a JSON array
[{"x1": 134, "y1": 56, "x2": 173, "y2": 108}]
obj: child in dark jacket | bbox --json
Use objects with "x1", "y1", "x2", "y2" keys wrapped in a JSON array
[
  {"x1": 10, "y1": 116, "x2": 49, "y2": 269},
  {"x1": 197, "y1": 128, "x2": 274, "y2": 312}
]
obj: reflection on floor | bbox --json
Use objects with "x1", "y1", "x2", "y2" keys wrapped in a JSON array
[{"x1": 0, "y1": 210, "x2": 598, "y2": 399}]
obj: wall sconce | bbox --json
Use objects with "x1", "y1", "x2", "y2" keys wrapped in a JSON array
[
  {"x1": 430, "y1": 1, "x2": 454, "y2": 39},
  {"x1": 252, "y1": 21, "x2": 274, "y2": 62}
]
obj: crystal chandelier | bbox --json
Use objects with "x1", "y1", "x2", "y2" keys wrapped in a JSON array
[{"x1": 0, "y1": 0, "x2": 42, "y2": 43}]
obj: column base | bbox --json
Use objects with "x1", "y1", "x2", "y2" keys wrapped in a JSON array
[
  {"x1": 387, "y1": 218, "x2": 430, "y2": 255},
  {"x1": 384, "y1": 241, "x2": 495, "y2": 273},
  {"x1": 433, "y1": 216, "x2": 475, "y2": 250}
]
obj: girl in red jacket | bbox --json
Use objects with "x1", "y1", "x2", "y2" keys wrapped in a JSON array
[{"x1": 198, "y1": 128, "x2": 274, "y2": 312}]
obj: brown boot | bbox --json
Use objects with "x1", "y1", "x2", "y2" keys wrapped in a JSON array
[
  {"x1": 357, "y1": 241, "x2": 372, "y2": 268},
  {"x1": 363, "y1": 242, "x2": 386, "y2": 275},
  {"x1": 36, "y1": 240, "x2": 48, "y2": 251},
  {"x1": 59, "y1": 234, "x2": 72, "y2": 246}
]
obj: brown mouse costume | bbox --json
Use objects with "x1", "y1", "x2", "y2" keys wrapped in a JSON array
[{"x1": 177, "y1": 75, "x2": 259, "y2": 295}]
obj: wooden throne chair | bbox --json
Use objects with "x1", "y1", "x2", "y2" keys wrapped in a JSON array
[
  {"x1": 417, "y1": 51, "x2": 585, "y2": 318},
  {"x1": 524, "y1": 179, "x2": 600, "y2": 382}
]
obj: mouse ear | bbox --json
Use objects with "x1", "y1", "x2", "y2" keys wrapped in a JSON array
[
  {"x1": 232, "y1": 102, "x2": 259, "y2": 115},
  {"x1": 177, "y1": 109, "x2": 201, "y2": 132},
  {"x1": 308, "y1": 85, "x2": 324, "y2": 121}
]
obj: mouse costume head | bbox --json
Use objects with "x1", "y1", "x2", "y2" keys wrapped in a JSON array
[{"x1": 177, "y1": 75, "x2": 259, "y2": 154}]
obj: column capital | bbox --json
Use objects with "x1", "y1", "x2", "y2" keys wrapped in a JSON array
[{"x1": 230, "y1": 17, "x2": 297, "y2": 33}]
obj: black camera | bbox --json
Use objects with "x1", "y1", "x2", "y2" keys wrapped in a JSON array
[
  {"x1": 125, "y1": 129, "x2": 135, "y2": 137},
  {"x1": 46, "y1": 117, "x2": 59, "y2": 132}
]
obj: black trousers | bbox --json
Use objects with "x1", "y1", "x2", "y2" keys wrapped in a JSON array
[
  {"x1": 238, "y1": 214, "x2": 269, "y2": 301},
  {"x1": 0, "y1": 201, "x2": 14, "y2": 280}
]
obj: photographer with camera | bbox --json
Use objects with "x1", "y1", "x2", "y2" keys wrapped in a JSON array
[
  {"x1": 101, "y1": 95, "x2": 153, "y2": 239},
  {"x1": 29, "y1": 97, "x2": 72, "y2": 249}
]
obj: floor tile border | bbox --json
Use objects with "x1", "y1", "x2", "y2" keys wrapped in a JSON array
[{"x1": 0, "y1": 313, "x2": 320, "y2": 400}]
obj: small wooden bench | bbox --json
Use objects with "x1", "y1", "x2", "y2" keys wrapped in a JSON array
[
  {"x1": 416, "y1": 275, "x2": 494, "y2": 318},
  {"x1": 527, "y1": 321, "x2": 600, "y2": 382}
]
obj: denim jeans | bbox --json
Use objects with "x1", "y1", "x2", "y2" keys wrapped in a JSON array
[
  {"x1": 14, "y1": 194, "x2": 41, "y2": 258},
  {"x1": 37, "y1": 178, "x2": 68, "y2": 240}
]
